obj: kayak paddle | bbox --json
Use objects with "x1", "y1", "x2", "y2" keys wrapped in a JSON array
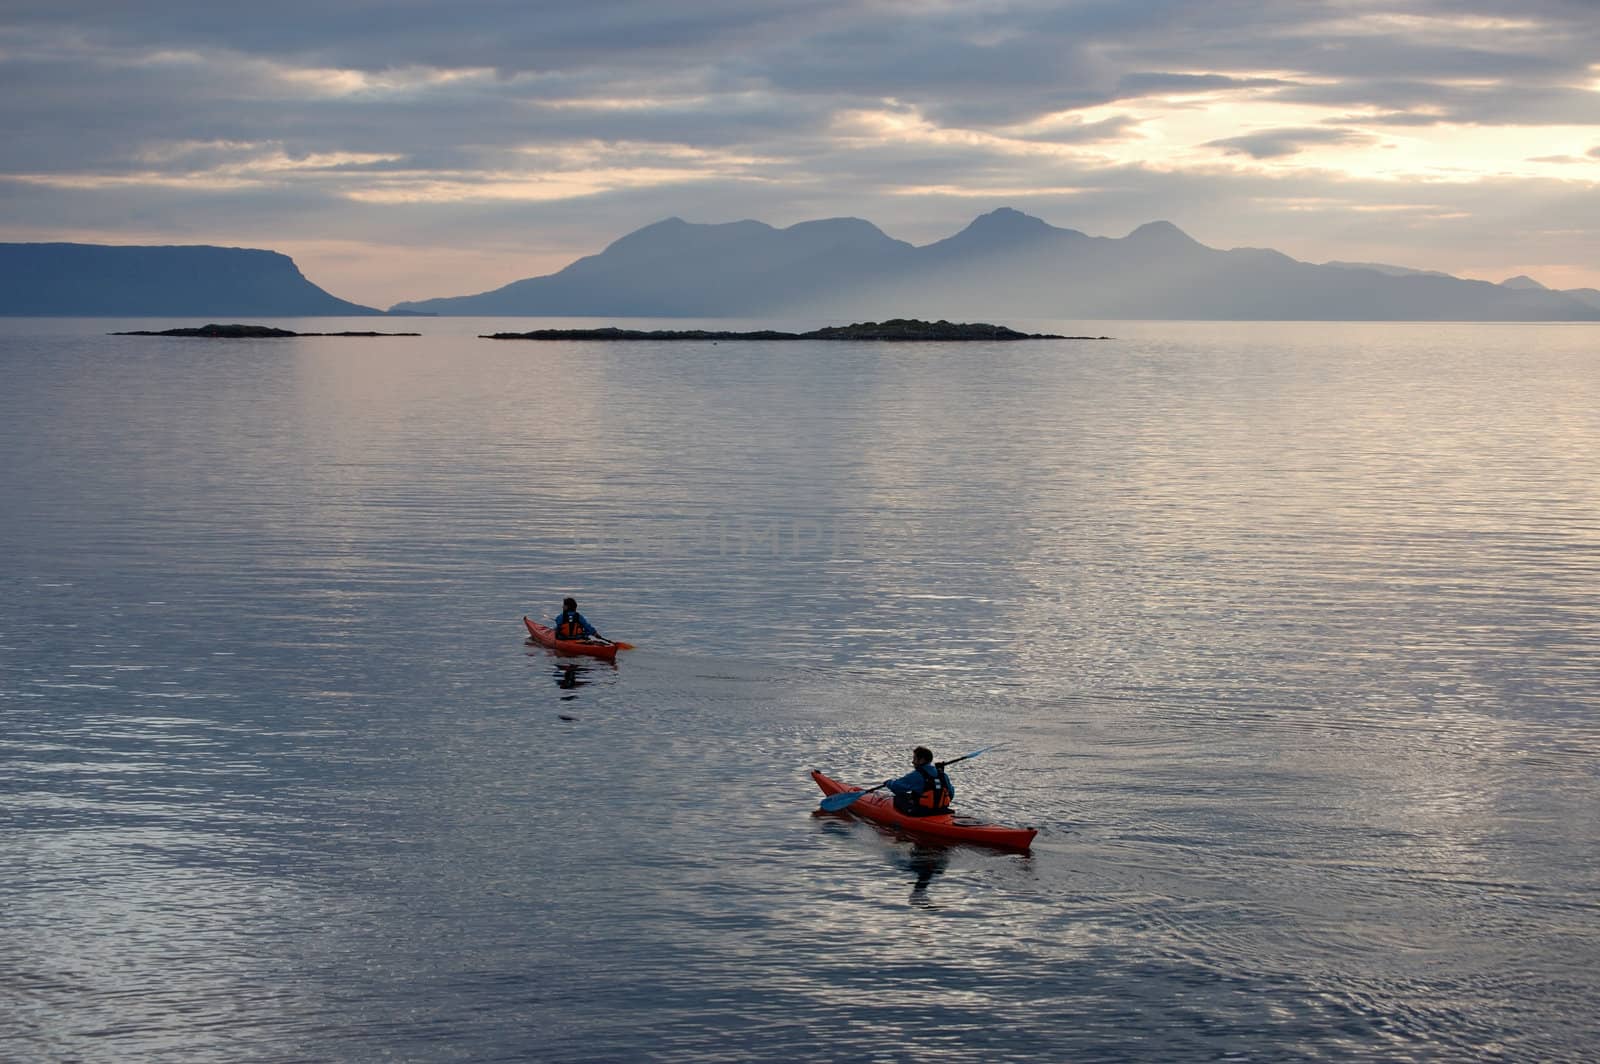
[{"x1": 817, "y1": 744, "x2": 1002, "y2": 813}]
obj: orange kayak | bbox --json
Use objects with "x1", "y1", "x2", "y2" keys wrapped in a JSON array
[
  {"x1": 811, "y1": 769, "x2": 1037, "y2": 851},
  {"x1": 523, "y1": 616, "x2": 621, "y2": 661}
]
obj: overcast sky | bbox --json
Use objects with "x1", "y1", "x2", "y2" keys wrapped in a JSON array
[{"x1": 3, "y1": 0, "x2": 1597, "y2": 306}]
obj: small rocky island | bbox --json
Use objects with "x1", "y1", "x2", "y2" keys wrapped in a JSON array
[
  {"x1": 112, "y1": 323, "x2": 420, "y2": 338},
  {"x1": 481, "y1": 319, "x2": 1108, "y2": 341}
]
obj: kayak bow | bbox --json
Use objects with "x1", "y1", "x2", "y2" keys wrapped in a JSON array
[{"x1": 811, "y1": 769, "x2": 1036, "y2": 852}]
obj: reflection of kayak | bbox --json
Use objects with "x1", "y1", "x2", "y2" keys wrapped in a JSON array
[
  {"x1": 524, "y1": 617, "x2": 620, "y2": 661},
  {"x1": 811, "y1": 769, "x2": 1037, "y2": 852}
]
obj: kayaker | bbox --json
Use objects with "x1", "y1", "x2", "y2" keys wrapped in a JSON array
[
  {"x1": 884, "y1": 746, "x2": 955, "y2": 817},
  {"x1": 552, "y1": 597, "x2": 603, "y2": 642}
]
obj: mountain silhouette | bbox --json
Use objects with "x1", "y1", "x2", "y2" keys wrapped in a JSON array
[
  {"x1": 392, "y1": 209, "x2": 1600, "y2": 321},
  {"x1": 398, "y1": 216, "x2": 913, "y2": 316},
  {"x1": 0, "y1": 243, "x2": 381, "y2": 316}
]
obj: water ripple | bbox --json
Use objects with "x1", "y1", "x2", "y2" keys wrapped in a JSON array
[{"x1": 2, "y1": 320, "x2": 1597, "y2": 1061}]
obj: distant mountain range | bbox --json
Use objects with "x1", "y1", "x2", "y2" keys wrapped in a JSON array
[
  {"x1": 1494, "y1": 272, "x2": 1600, "y2": 311},
  {"x1": 0, "y1": 243, "x2": 383, "y2": 316},
  {"x1": 5, "y1": 215, "x2": 1598, "y2": 320},
  {"x1": 391, "y1": 208, "x2": 1600, "y2": 321}
]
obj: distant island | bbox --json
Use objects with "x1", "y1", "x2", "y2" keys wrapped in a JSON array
[
  {"x1": 394, "y1": 208, "x2": 1600, "y2": 322},
  {"x1": 112, "y1": 323, "x2": 419, "y2": 337},
  {"x1": 17, "y1": 210, "x2": 1599, "y2": 322},
  {"x1": 482, "y1": 319, "x2": 1100, "y2": 341},
  {"x1": 0, "y1": 243, "x2": 387, "y2": 317}
]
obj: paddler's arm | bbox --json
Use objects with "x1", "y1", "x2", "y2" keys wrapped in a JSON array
[{"x1": 884, "y1": 769, "x2": 921, "y2": 796}]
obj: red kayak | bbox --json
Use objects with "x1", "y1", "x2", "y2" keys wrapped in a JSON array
[
  {"x1": 523, "y1": 616, "x2": 623, "y2": 661},
  {"x1": 811, "y1": 769, "x2": 1037, "y2": 852}
]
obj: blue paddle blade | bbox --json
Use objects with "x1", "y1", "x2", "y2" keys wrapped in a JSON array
[{"x1": 819, "y1": 789, "x2": 869, "y2": 812}]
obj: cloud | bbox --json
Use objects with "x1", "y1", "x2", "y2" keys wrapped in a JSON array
[
  {"x1": 1017, "y1": 114, "x2": 1143, "y2": 145},
  {"x1": 1115, "y1": 72, "x2": 1293, "y2": 98},
  {"x1": 3, "y1": 0, "x2": 1599, "y2": 301},
  {"x1": 1205, "y1": 127, "x2": 1380, "y2": 159},
  {"x1": 1355, "y1": 111, "x2": 1450, "y2": 127},
  {"x1": 0, "y1": 2, "x2": 845, "y2": 73}
]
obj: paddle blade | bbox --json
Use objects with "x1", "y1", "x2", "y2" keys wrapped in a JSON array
[
  {"x1": 611, "y1": 641, "x2": 635, "y2": 650},
  {"x1": 941, "y1": 743, "x2": 1003, "y2": 768},
  {"x1": 819, "y1": 789, "x2": 869, "y2": 812}
]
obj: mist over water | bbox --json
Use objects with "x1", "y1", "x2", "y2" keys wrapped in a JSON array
[{"x1": 3, "y1": 318, "x2": 1598, "y2": 1061}]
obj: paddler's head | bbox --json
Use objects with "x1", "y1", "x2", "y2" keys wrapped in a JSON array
[
  {"x1": 563, "y1": 597, "x2": 578, "y2": 613},
  {"x1": 912, "y1": 746, "x2": 933, "y2": 767}
]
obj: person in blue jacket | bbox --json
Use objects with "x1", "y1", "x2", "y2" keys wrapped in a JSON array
[
  {"x1": 552, "y1": 597, "x2": 603, "y2": 642},
  {"x1": 885, "y1": 746, "x2": 955, "y2": 817}
]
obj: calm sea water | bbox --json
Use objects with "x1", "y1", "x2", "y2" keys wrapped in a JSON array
[{"x1": 3, "y1": 317, "x2": 1597, "y2": 1062}]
